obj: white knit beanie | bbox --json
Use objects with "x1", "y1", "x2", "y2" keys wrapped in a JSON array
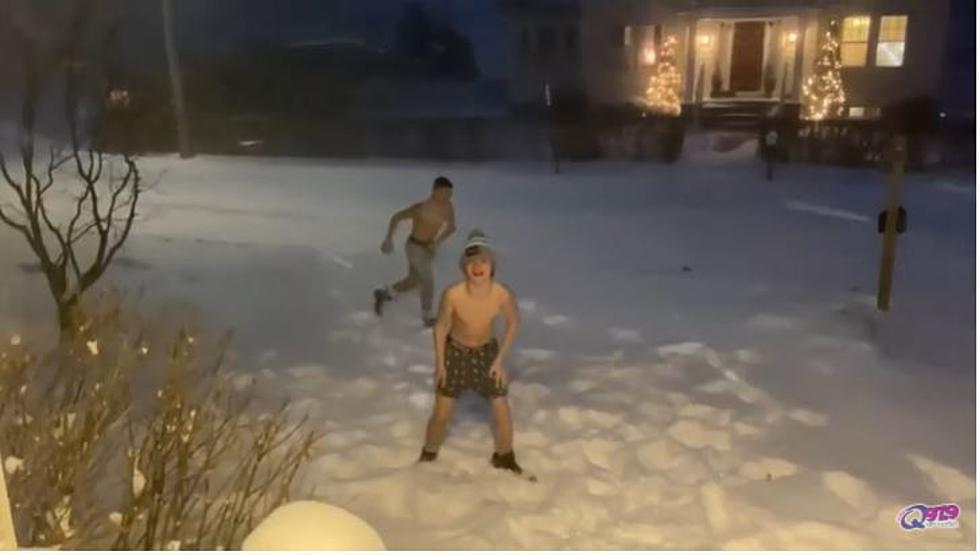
[{"x1": 459, "y1": 229, "x2": 496, "y2": 273}]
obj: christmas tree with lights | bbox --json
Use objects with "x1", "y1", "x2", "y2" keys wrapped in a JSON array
[
  {"x1": 644, "y1": 35, "x2": 682, "y2": 116},
  {"x1": 802, "y1": 25, "x2": 846, "y2": 120}
]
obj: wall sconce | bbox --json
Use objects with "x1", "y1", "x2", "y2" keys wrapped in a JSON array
[
  {"x1": 698, "y1": 34, "x2": 713, "y2": 47},
  {"x1": 641, "y1": 45, "x2": 657, "y2": 65},
  {"x1": 785, "y1": 31, "x2": 798, "y2": 44}
]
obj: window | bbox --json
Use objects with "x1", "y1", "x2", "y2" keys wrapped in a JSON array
[
  {"x1": 565, "y1": 27, "x2": 579, "y2": 52},
  {"x1": 849, "y1": 106, "x2": 882, "y2": 118},
  {"x1": 840, "y1": 16, "x2": 871, "y2": 67},
  {"x1": 537, "y1": 26, "x2": 556, "y2": 62},
  {"x1": 876, "y1": 15, "x2": 908, "y2": 67},
  {"x1": 519, "y1": 27, "x2": 531, "y2": 57},
  {"x1": 609, "y1": 26, "x2": 623, "y2": 46},
  {"x1": 610, "y1": 25, "x2": 633, "y2": 47}
]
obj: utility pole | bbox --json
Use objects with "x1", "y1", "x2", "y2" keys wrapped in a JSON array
[{"x1": 162, "y1": 0, "x2": 192, "y2": 158}]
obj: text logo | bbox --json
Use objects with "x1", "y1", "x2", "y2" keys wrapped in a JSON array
[{"x1": 897, "y1": 503, "x2": 960, "y2": 531}]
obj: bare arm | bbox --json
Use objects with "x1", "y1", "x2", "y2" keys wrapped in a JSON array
[
  {"x1": 433, "y1": 287, "x2": 454, "y2": 385},
  {"x1": 493, "y1": 287, "x2": 520, "y2": 368},
  {"x1": 385, "y1": 203, "x2": 417, "y2": 242},
  {"x1": 434, "y1": 205, "x2": 456, "y2": 247}
]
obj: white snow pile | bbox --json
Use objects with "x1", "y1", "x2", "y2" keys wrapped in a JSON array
[{"x1": 243, "y1": 501, "x2": 385, "y2": 550}]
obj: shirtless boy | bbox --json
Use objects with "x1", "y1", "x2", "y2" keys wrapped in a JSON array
[
  {"x1": 418, "y1": 230, "x2": 526, "y2": 475},
  {"x1": 374, "y1": 177, "x2": 456, "y2": 326}
]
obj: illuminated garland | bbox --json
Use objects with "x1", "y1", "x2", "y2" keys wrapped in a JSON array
[
  {"x1": 644, "y1": 35, "x2": 682, "y2": 116},
  {"x1": 802, "y1": 29, "x2": 846, "y2": 121}
]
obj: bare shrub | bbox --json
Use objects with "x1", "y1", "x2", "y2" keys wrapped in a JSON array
[{"x1": 0, "y1": 299, "x2": 320, "y2": 549}]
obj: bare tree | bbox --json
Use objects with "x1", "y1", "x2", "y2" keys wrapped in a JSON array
[{"x1": 0, "y1": 3, "x2": 142, "y2": 339}]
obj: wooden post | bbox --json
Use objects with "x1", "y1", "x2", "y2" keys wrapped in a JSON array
[
  {"x1": 545, "y1": 81, "x2": 560, "y2": 174},
  {"x1": 876, "y1": 136, "x2": 907, "y2": 311},
  {"x1": 0, "y1": 454, "x2": 17, "y2": 548}
]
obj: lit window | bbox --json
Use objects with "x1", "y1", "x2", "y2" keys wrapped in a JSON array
[
  {"x1": 876, "y1": 15, "x2": 907, "y2": 67},
  {"x1": 624, "y1": 25, "x2": 634, "y2": 47},
  {"x1": 848, "y1": 106, "x2": 865, "y2": 118},
  {"x1": 841, "y1": 16, "x2": 870, "y2": 67}
]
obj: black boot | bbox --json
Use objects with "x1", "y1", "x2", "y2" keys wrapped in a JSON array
[
  {"x1": 373, "y1": 289, "x2": 392, "y2": 316},
  {"x1": 490, "y1": 450, "x2": 523, "y2": 475},
  {"x1": 418, "y1": 448, "x2": 438, "y2": 462}
]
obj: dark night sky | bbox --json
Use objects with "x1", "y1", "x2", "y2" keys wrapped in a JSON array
[{"x1": 111, "y1": 0, "x2": 507, "y2": 77}]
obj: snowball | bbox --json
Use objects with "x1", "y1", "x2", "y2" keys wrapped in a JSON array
[{"x1": 242, "y1": 501, "x2": 385, "y2": 550}]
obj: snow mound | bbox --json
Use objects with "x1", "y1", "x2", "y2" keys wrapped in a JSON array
[{"x1": 242, "y1": 501, "x2": 385, "y2": 550}]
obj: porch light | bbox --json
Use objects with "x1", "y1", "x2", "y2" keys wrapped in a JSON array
[
  {"x1": 698, "y1": 34, "x2": 713, "y2": 47},
  {"x1": 642, "y1": 44, "x2": 657, "y2": 65},
  {"x1": 786, "y1": 31, "x2": 798, "y2": 44}
]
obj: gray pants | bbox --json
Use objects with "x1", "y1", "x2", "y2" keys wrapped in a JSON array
[{"x1": 392, "y1": 239, "x2": 434, "y2": 314}]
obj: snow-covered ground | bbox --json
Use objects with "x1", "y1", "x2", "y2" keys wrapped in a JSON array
[{"x1": 0, "y1": 143, "x2": 975, "y2": 549}]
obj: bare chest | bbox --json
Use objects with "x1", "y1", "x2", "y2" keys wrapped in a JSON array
[
  {"x1": 414, "y1": 203, "x2": 447, "y2": 228},
  {"x1": 452, "y1": 294, "x2": 501, "y2": 329}
]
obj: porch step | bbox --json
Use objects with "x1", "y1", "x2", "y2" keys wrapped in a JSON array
[{"x1": 697, "y1": 100, "x2": 782, "y2": 130}]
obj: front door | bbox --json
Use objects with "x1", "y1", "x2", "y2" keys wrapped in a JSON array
[{"x1": 730, "y1": 21, "x2": 765, "y2": 92}]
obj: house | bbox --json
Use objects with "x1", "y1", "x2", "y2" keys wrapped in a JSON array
[{"x1": 501, "y1": 0, "x2": 950, "y2": 119}]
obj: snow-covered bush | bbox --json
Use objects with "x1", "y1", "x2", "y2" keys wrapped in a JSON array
[{"x1": 0, "y1": 298, "x2": 320, "y2": 549}]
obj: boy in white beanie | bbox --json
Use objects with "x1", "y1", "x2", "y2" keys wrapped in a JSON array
[{"x1": 419, "y1": 230, "x2": 528, "y2": 476}]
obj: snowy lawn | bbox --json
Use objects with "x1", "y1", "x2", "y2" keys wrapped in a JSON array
[{"x1": 0, "y1": 145, "x2": 974, "y2": 549}]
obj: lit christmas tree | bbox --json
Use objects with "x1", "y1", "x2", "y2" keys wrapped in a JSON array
[
  {"x1": 802, "y1": 25, "x2": 846, "y2": 121},
  {"x1": 644, "y1": 35, "x2": 682, "y2": 116}
]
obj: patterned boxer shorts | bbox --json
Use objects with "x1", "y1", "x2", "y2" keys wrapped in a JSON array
[{"x1": 437, "y1": 338, "x2": 507, "y2": 399}]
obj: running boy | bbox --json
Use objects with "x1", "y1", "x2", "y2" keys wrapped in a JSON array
[{"x1": 374, "y1": 176, "x2": 456, "y2": 326}]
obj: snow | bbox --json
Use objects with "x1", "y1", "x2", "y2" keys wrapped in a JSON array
[
  {"x1": 242, "y1": 501, "x2": 385, "y2": 550},
  {"x1": 0, "y1": 145, "x2": 974, "y2": 549}
]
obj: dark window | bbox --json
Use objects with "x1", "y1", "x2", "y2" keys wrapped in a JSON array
[
  {"x1": 537, "y1": 26, "x2": 556, "y2": 61},
  {"x1": 654, "y1": 24, "x2": 662, "y2": 48},
  {"x1": 519, "y1": 26, "x2": 532, "y2": 56},
  {"x1": 565, "y1": 27, "x2": 579, "y2": 51},
  {"x1": 609, "y1": 25, "x2": 624, "y2": 47}
]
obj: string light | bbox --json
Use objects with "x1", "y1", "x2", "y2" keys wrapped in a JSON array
[
  {"x1": 802, "y1": 30, "x2": 846, "y2": 121},
  {"x1": 644, "y1": 35, "x2": 682, "y2": 116}
]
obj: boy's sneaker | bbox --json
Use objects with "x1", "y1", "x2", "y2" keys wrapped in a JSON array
[
  {"x1": 418, "y1": 448, "x2": 438, "y2": 463},
  {"x1": 490, "y1": 451, "x2": 523, "y2": 475},
  {"x1": 373, "y1": 289, "x2": 392, "y2": 316}
]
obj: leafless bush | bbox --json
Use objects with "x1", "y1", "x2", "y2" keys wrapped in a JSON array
[{"x1": 0, "y1": 299, "x2": 320, "y2": 549}]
